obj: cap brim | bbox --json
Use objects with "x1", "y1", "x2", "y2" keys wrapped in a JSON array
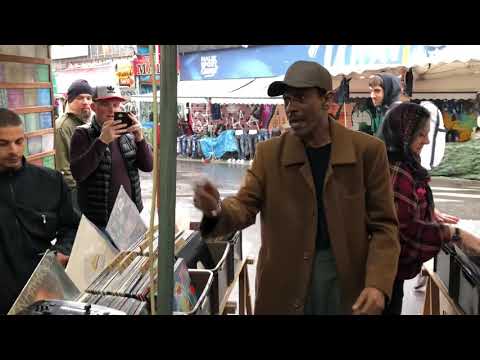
[
  {"x1": 267, "y1": 81, "x2": 288, "y2": 97},
  {"x1": 94, "y1": 96, "x2": 126, "y2": 102},
  {"x1": 268, "y1": 79, "x2": 324, "y2": 97}
]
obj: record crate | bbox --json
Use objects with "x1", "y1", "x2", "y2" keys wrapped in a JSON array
[
  {"x1": 204, "y1": 231, "x2": 243, "y2": 285},
  {"x1": 453, "y1": 246, "x2": 480, "y2": 315},
  {"x1": 173, "y1": 269, "x2": 214, "y2": 315},
  {"x1": 180, "y1": 240, "x2": 231, "y2": 314},
  {"x1": 181, "y1": 226, "x2": 234, "y2": 314},
  {"x1": 434, "y1": 243, "x2": 460, "y2": 301}
]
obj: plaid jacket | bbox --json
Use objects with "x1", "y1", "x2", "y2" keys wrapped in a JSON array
[{"x1": 390, "y1": 162, "x2": 452, "y2": 280}]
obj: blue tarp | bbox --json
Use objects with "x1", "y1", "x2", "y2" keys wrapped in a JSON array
[{"x1": 199, "y1": 130, "x2": 239, "y2": 159}]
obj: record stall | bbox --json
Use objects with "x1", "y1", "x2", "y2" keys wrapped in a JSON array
[{"x1": 8, "y1": 46, "x2": 254, "y2": 316}]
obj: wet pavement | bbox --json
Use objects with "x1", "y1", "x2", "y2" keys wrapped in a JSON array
[{"x1": 138, "y1": 160, "x2": 480, "y2": 315}]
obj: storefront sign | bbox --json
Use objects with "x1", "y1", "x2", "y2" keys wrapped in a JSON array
[
  {"x1": 181, "y1": 45, "x2": 478, "y2": 81},
  {"x1": 133, "y1": 55, "x2": 160, "y2": 76},
  {"x1": 133, "y1": 50, "x2": 180, "y2": 78},
  {"x1": 116, "y1": 63, "x2": 134, "y2": 87}
]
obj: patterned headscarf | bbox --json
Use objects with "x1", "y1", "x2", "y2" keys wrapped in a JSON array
[{"x1": 377, "y1": 102, "x2": 431, "y2": 182}]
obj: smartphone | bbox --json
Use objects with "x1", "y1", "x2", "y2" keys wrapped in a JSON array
[{"x1": 114, "y1": 112, "x2": 133, "y2": 127}]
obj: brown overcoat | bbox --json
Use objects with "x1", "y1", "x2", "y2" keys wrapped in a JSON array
[{"x1": 201, "y1": 119, "x2": 400, "y2": 314}]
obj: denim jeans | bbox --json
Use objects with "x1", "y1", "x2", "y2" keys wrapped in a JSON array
[
  {"x1": 235, "y1": 133, "x2": 249, "y2": 160},
  {"x1": 248, "y1": 133, "x2": 258, "y2": 159},
  {"x1": 257, "y1": 129, "x2": 270, "y2": 143},
  {"x1": 191, "y1": 135, "x2": 201, "y2": 159},
  {"x1": 179, "y1": 135, "x2": 189, "y2": 156}
]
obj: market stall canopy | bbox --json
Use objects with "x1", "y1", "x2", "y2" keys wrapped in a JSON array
[
  {"x1": 178, "y1": 77, "x2": 284, "y2": 104},
  {"x1": 132, "y1": 77, "x2": 284, "y2": 104},
  {"x1": 334, "y1": 45, "x2": 480, "y2": 100}
]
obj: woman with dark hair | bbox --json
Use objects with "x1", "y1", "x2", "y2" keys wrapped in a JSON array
[{"x1": 378, "y1": 102, "x2": 480, "y2": 315}]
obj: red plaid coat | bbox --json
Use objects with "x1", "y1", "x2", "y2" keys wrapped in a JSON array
[{"x1": 390, "y1": 162, "x2": 453, "y2": 280}]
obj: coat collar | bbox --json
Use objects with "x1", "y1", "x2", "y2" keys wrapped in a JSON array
[{"x1": 281, "y1": 117, "x2": 357, "y2": 167}]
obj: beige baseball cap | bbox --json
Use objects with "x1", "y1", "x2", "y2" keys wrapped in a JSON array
[
  {"x1": 94, "y1": 85, "x2": 126, "y2": 102},
  {"x1": 268, "y1": 61, "x2": 333, "y2": 97}
]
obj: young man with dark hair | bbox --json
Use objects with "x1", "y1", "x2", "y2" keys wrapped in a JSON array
[
  {"x1": 0, "y1": 108, "x2": 79, "y2": 314},
  {"x1": 193, "y1": 61, "x2": 400, "y2": 315},
  {"x1": 369, "y1": 74, "x2": 402, "y2": 135}
]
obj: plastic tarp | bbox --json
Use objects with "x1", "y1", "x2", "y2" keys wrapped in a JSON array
[{"x1": 199, "y1": 130, "x2": 238, "y2": 159}]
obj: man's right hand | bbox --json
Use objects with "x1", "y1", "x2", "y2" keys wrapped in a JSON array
[
  {"x1": 99, "y1": 120, "x2": 128, "y2": 144},
  {"x1": 193, "y1": 179, "x2": 221, "y2": 217}
]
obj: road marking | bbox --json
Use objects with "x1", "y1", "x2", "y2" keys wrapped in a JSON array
[
  {"x1": 432, "y1": 192, "x2": 480, "y2": 199},
  {"x1": 431, "y1": 187, "x2": 480, "y2": 192}
]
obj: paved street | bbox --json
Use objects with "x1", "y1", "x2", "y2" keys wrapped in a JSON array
[{"x1": 139, "y1": 160, "x2": 480, "y2": 315}]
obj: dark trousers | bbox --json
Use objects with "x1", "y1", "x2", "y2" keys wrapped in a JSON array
[
  {"x1": 304, "y1": 249, "x2": 343, "y2": 315},
  {"x1": 383, "y1": 279, "x2": 404, "y2": 315}
]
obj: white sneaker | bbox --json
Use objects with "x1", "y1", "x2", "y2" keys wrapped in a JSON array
[
  {"x1": 240, "y1": 159, "x2": 245, "y2": 164},
  {"x1": 227, "y1": 159, "x2": 232, "y2": 164}
]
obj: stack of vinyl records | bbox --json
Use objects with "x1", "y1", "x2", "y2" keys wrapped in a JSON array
[
  {"x1": 85, "y1": 251, "x2": 157, "y2": 301},
  {"x1": 79, "y1": 230, "x2": 205, "y2": 315},
  {"x1": 133, "y1": 229, "x2": 196, "y2": 256},
  {"x1": 76, "y1": 293, "x2": 148, "y2": 315}
]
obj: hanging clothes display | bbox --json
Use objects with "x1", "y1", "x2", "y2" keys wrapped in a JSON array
[
  {"x1": 260, "y1": 104, "x2": 274, "y2": 129},
  {"x1": 268, "y1": 104, "x2": 288, "y2": 132},
  {"x1": 211, "y1": 103, "x2": 222, "y2": 120}
]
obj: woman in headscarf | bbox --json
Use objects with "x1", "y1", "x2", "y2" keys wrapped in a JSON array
[{"x1": 378, "y1": 102, "x2": 480, "y2": 315}]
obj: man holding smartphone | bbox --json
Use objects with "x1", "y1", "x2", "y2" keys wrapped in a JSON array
[{"x1": 70, "y1": 86, "x2": 154, "y2": 228}]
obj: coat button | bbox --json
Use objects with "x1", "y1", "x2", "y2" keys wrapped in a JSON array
[{"x1": 303, "y1": 252, "x2": 309, "y2": 260}]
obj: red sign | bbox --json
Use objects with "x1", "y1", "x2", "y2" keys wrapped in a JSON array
[
  {"x1": 132, "y1": 50, "x2": 181, "y2": 77},
  {"x1": 133, "y1": 55, "x2": 160, "y2": 76}
]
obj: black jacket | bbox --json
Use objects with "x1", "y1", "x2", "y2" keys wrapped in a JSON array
[{"x1": 0, "y1": 159, "x2": 79, "y2": 314}]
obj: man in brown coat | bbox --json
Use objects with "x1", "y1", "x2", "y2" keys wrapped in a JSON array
[{"x1": 193, "y1": 61, "x2": 400, "y2": 315}]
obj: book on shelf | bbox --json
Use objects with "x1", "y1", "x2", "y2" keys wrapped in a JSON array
[
  {"x1": 0, "y1": 89, "x2": 7, "y2": 108},
  {"x1": 23, "y1": 88, "x2": 37, "y2": 107},
  {"x1": 27, "y1": 136, "x2": 42, "y2": 155},
  {"x1": 42, "y1": 133, "x2": 54, "y2": 152},
  {"x1": 36, "y1": 64, "x2": 50, "y2": 82},
  {"x1": 24, "y1": 113, "x2": 39, "y2": 133},
  {"x1": 39, "y1": 112, "x2": 52, "y2": 129},
  {"x1": 7, "y1": 89, "x2": 24, "y2": 108},
  {"x1": 36, "y1": 88, "x2": 51, "y2": 106}
]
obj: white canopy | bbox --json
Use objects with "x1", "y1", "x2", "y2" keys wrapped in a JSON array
[{"x1": 131, "y1": 77, "x2": 284, "y2": 104}]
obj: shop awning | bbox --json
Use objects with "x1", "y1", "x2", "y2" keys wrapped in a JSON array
[
  {"x1": 53, "y1": 63, "x2": 117, "y2": 95},
  {"x1": 339, "y1": 46, "x2": 480, "y2": 100},
  {"x1": 178, "y1": 77, "x2": 283, "y2": 104},
  {"x1": 132, "y1": 77, "x2": 284, "y2": 104}
]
